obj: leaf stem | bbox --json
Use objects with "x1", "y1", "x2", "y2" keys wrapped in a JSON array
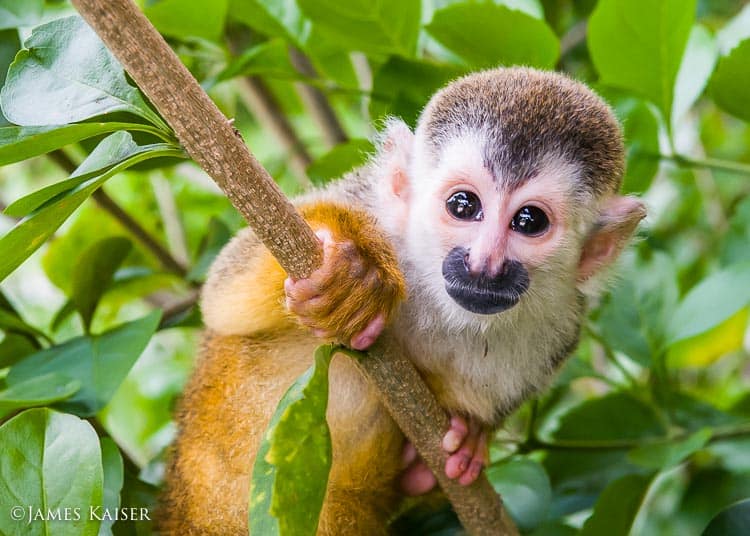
[
  {"x1": 525, "y1": 422, "x2": 750, "y2": 452},
  {"x1": 662, "y1": 154, "x2": 750, "y2": 177}
]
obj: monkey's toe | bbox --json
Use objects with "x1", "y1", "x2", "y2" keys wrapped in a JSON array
[{"x1": 444, "y1": 418, "x2": 487, "y2": 485}]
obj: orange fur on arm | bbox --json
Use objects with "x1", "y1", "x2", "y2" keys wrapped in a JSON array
[{"x1": 201, "y1": 202, "x2": 406, "y2": 340}]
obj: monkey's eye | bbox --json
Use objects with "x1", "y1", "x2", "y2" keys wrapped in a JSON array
[
  {"x1": 446, "y1": 191, "x2": 483, "y2": 221},
  {"x1": 510, "y1": 206, "x2": 549, "y2": 236}
]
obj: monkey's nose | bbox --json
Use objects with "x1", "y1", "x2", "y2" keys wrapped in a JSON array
[
  {"x1": 483, "y1": 258, "x2": 511, "y2": 279},
  {"x1": 466, "y1": 253, "x2": 509, "y2": 279}
]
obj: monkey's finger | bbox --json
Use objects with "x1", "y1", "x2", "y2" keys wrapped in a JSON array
[
  {"x1": 313, "y1": 240, "x2": 367, "y2": 291},
  {"x1": 350, "y1": 313, "x2": 386, "y2": 350},
  {"x1": 400, "y1": 460, "x2": 437, "y2": 496},
  {"x1": 457, "y1": 430, "x2": 488, "y2": 486},
  {"x1": 442, "y1": 415, "x2": 469, "y2": 454},
  {"x1": 445, "y1": 420, "x2": 480, "y2": 479},
  {"x1": 284, "y1": 276, "x2": 321, "y2": 304}
]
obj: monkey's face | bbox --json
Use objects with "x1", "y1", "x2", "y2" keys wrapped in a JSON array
[{"x1": 406, "y1": 134, "x2": 586, "y2": 319}]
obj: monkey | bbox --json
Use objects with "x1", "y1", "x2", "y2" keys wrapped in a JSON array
[{"x1": 158, "y1": 67, "x2": 646, "y2": 535}]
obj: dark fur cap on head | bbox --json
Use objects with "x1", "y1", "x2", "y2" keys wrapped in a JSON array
[{"x1": 418, "y1": 67, "x2": 625, "y2": 197}]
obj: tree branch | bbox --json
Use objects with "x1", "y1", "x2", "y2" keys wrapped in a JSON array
[
  {"x1": 70, "y1": 1, "x2": 517, "y2": 533},
  {"x1": 662, "y1": 153, "x2": 750, "y2": 177},
  {"x1": 559, "y1": 21, "x2": 587, "y2": 57},
  {"x1": 47, "y1": 150, "x2": 188, "y2": 276},
  {"x1": 289, "y1": 47, "x2": 348, "y2": 148}
]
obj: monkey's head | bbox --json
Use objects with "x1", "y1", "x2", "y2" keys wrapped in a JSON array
[{"x1": 375, "y1": 68, "x2": 645, "y2": 326}]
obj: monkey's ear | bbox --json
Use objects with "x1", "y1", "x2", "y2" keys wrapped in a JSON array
[
  {"x1": 378, "y1": 118, "x2": 414, "y2": 201},
  {"x1": 577, "y1": 196, "x2": 646, "y2": 281}
]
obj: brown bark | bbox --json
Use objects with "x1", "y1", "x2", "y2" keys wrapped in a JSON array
[
  {"x1": 71, "y1": 0, "x2": 321, "y2": 280},
  {"x1": 70, "y1": 1, "x2": 517, "y2": 534}
]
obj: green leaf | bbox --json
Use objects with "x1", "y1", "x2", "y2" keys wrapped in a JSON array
[
  {"x1": 596, "y1": 252, "x2": 679, "y2": 365},
  {"x1": 0, "y1": 0, "x2": 43, "y2": 30},
  {"x1": 307, "y1": 139, "x2": 374, "y2": 186},
  {"x1": 0, "y1": 308, "x2": 49, "y2": 343},
  {"x1": 486, "y1": 457, "x2": 551, "y2": 532},
  {"x1": 6, "y1": 310, "x2": 162, "y2": 416},
  {"x1": 1, "y1": 16, "x2": 164, "y2": 128},
  {"x1": 716, "y1": 3, "x2": 750, "y2": 55},
  {"x1": 0, "y1": 373, "x2": 80, "y2": 419},
  {"x1": 710, "y1": 39, "x2": 750, "y2": 122},
  {"x1": 0, "y1": 408, "x2": 103, "y2": 536},
  {"x1": 145, "y1": 0, "x2": 229, "y2": 42},
  {"x1": 588, "y1": 0, "x2": 696, "y2": 124},
  {"x1": 250, "y1": 344, "x2": 335, "y2": 536},
  {"x1": 0, "y1": 29, "x2": 20, "y2": 124},
  {"x1": 580, "y1": 474, "x2": 654, "y2": 536},
  {"x1": 297, "y1": 0, "x2": 420, "y2": 57},
  {"x1": 703, "y1": 498, "x2": 750, "y2": 536},
  {"x1": 0, "y1": 133, "x2": 183, "y2": 282},
  {"x1": 70, "y1": 237, "x2": 133, "y2": 331},
  {"x1": 219, "y1": 39, "x2": 301, "y2": 82},
  {"x1": 370, "y1": 57, "x2": 465, "y2": 126},
  {"x1": 228, "y1": 0, "x2": 311, "y2": 45},
  {"x1": 542, "y1": 393, "x2": 664, "y2": 517},
  {"x1": 0, "y1": 332, "x2": 38, "y2": 368},
  {"x1": 721, "y1": 197, "x2": 750, "y2": 265},
  {"x1": 187, "y1": 217, "x2": 232, "y2": 283},
  {"x1": 301, "y1": 26, "x2": 358, "y2": 90},
  {"x1": 498, "y1": 0, "x2": 545, "y2": 19},
  {"x1": 667, "y1": 307, "x2": 748, "y2": 368},
  {"x1": 618, "y1": 100, "x2": 660, "y2": 194},
  {"x1": 426, "y1": 3, "x2": 559, "y2": 69},
  {"x1": 672, "y1": 25, "x2": 718, "y2": 128},
  {"x1": 529, "y1": 522, "x2": 577, "y2": 536},
  {"x1": 0, "y1": 122, "x2": 167, "y2": 167},
  {"x1": 5, "y1": 129, "x2": 177, "y2": 217},
  {"x1": 627, "y1": 428, "x2": 712, "y2": 470},
  {"x1": 550, "y1": 392, "x2": 666, "y2": 442},
  {"x1": 98, "y1": 438, "x2": 124, "y2": 536},
  {"x1": 667, "y1": 261, "x2": 750, "y2": 345}
]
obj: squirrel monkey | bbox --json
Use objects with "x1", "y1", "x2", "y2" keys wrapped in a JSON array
[{"x1": 159, "y1": 68, "x2": 646, "y2": 534}]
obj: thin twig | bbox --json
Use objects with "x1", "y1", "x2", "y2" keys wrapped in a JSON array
[
  {"x1": 526, "y1": 421, "x2": 750, "y2": 452},
  {"x1": 158, "y1": 289, "x2": 200, "y2": 329},
  {"x1": 226, "y1": 31, "x2": 314, "y2": 187},
  {"x1": 289, "y1": 47, "x2": 348, "y2": 148},
  {"x1": 559, "y1": 21, "x2": 588, "y2": 57},
  {"x1": 234, "y1": 76, "x2": 313, "y2": 187},
  {"x1": 151, "y1": 173, "x2": 190, "y2": 265},
  {"x1": 663, "y1": 153, "x2": 750, "y2": 177},
  {"x1": 47, "y1": 150, "x2": 188, "y2": 276}
]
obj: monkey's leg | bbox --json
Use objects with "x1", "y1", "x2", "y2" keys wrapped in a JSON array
[
  {"x1": 159, "y1": 332, "x2": 319, "y2": 535},
  {"x1": 315, "y1": 354, "x2": 405, "y2": 535}
]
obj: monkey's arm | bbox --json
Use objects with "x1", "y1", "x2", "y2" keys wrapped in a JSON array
[{"x1": 201, "y1": 202, "x2": 406, "y2": 342}]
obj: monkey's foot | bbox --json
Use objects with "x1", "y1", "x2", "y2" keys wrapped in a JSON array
[
  {"x1": 399, "y1": 416, "x2": 488, "y2": 495},
  {"x1": 400, "y1": 441, "x2": 437, "y2": 496},
  {"x1": 442, "y1": 415, "x2": 488, "y2": 486}
]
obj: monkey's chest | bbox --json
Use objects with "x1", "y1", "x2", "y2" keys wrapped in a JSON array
[{"x1": 406, "y1": 332, "x2": 566, "y2": 425}]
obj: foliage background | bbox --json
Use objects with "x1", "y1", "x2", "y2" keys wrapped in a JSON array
[{"x1": 1, "y1": 0, "x2": 750, "y2": 534}]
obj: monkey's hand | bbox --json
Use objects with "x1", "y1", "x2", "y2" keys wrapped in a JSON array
[
  {"x1": 400, "y1": 415, "x2": 488, "y2": 495},
  {"x1": 284, "y1": 214, "x2": 405, "y2": 350}
]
